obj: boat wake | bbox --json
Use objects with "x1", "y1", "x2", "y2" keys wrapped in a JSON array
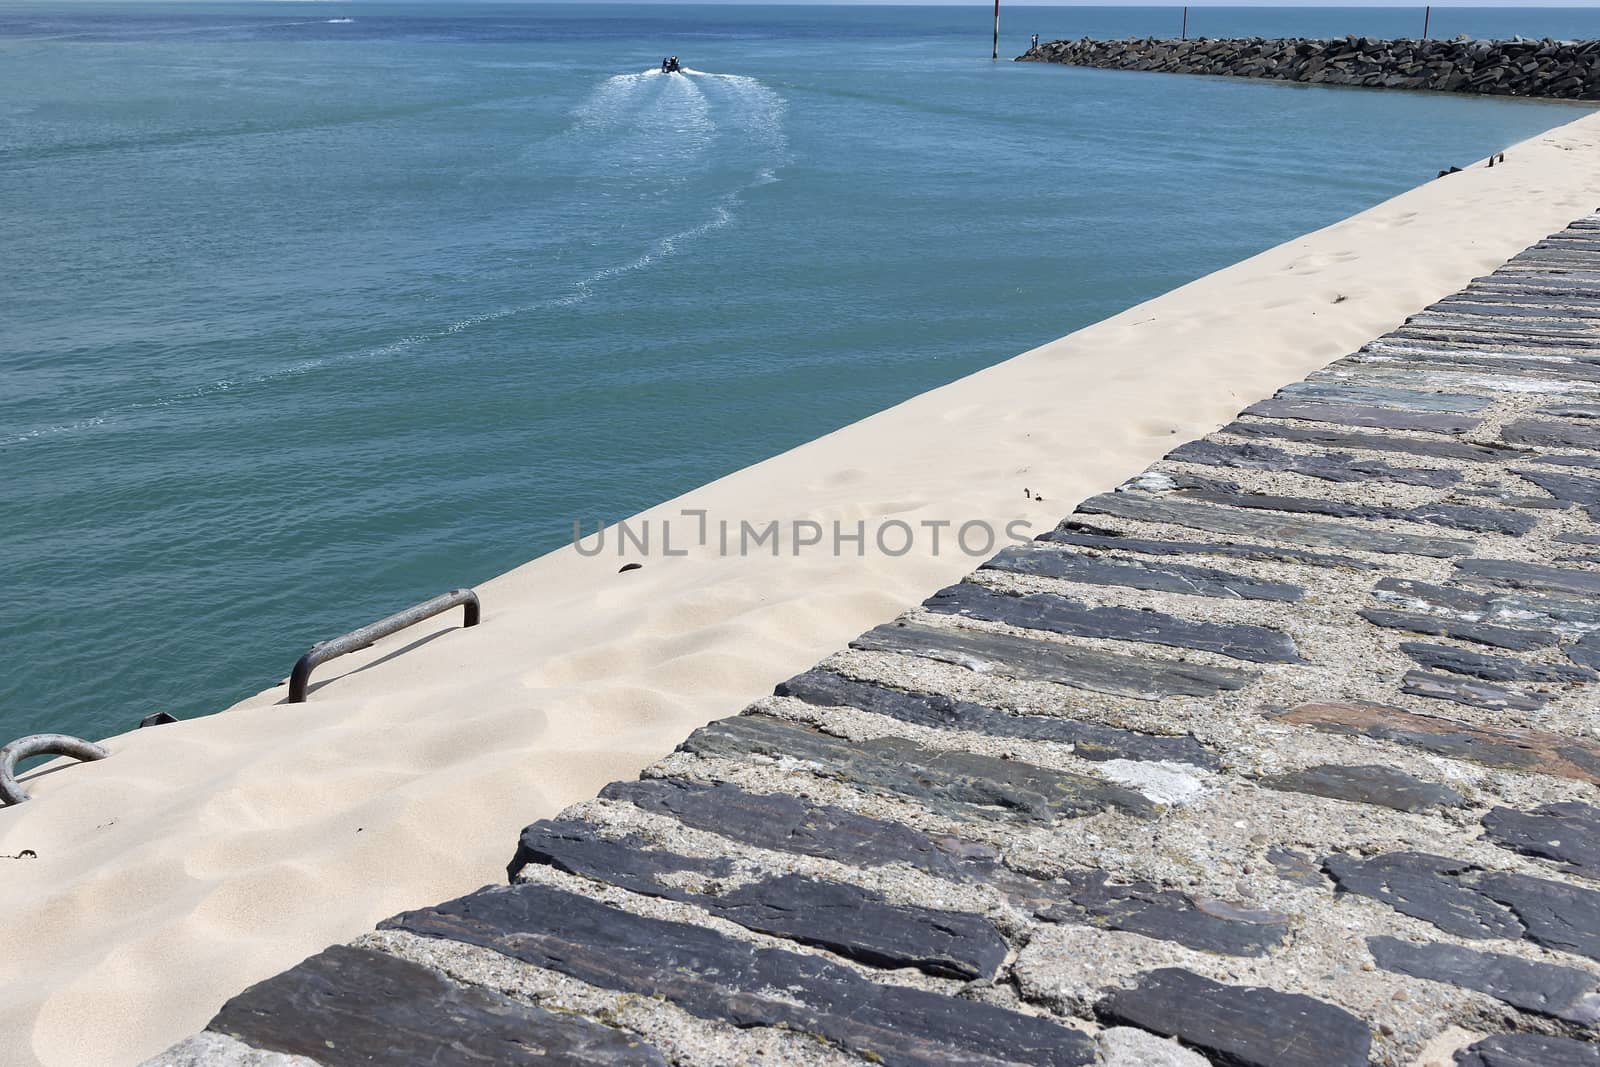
[{"x1": 1, "y1": 67, "x2": 790, "y2": 448}]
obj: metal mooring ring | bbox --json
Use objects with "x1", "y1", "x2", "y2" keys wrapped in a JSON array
[{"x1": 0, "y1": 734, "x2": 110, "y2": 806}]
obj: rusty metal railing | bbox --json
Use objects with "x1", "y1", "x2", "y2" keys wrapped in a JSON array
[
  {"x1": 287, "y1": 588, "x2": 481, "y2": 703},
  {"x1": 1, "y1": 734, "x2": 110, "y2": 805}
]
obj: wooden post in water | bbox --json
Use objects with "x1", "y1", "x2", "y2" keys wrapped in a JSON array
[
  {"x1": 992, "y1": 0, "x2": 1000, "y2": 60},
  {"x1": 1423, "y1": 5, "x2": 1431, "y2": 41},
  {"x1": 1182, "y1": 6, "x2": 1188, "y2": 41}
]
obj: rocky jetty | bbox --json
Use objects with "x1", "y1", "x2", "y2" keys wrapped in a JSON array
[{"x1": 1019, "y1": 36, "x2": 1600, "y2": 99}]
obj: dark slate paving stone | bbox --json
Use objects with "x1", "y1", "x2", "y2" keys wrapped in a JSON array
[
  {"x1": 1093, "y1": 967, "x2": 1371, "y2": 1067},
  {"x1": 1242, "y1": 397, "x2": 1483, "y2": 435},
  {"x1": 1272, "y1": 702, "x2": 1600, "y2": 786},
  {"x1": 1519, "y1": 467, "x2": 1600, "y2": 519},
  {"x1": 1426, "y1": 301, "x2": 1598, "y2": 330},
  {"x1": 598, "y1": 778, "x2": 1278, "y2": 955},
  {"x1": 1358, "y1": 350, "x2": 1600, "y2": 387},
  {"x1": 1259, "y1": 763, "x2": 1465, "y2": 812},
  {"x1": 509, "y1": 819, "x2": 1008, "y2": 980},
  {"x1": 1435, "y1": 295, "x2": 1600, "y2": 316},
  {"x1": 1556, "y1": 531, "x2": 1600, "y2": 546},
  {"x1": 922, "y1": 582, "x2": 1302, "y2": 664},
  {"x1": 850, "y1": 619, "x2": 1257, "y2": 700},
  {"x1": 1041, "y1": 523, "x2": 1376, "y2": 570},
  {"x1": 1455, "y1": 558, "x2": 1600, "y2": 598},
  {"x1": 509, "y1": 817, "x2": 732, "y2": 885},
  {"x1": 1166, "y1": 438, "x2": 1461, "y2": 487},
  {"x1": 980, "y1": 543, "x2": 1303, "y2": 602},
  {"x1": 775, "y1": 670, "x2": 1221, "y2": 769},
  {"x1": 1371, "y1": 577, "x2": 1515, "y2": 617},
  {"x1": 1449, "y1": 294, "x2": 1600, "y2": 314},
  {"x1": 1475, "y1": 277, "x2": 1600, "y2": 295},
  {"x1": 1221, "y1": 418, "x2": 1520, "y2": 462},
  {"x1": 713, "y1": 875, "x2": 1010, "y2": 980},
  {"x1": 1516, "y1": 249, "x2": 1600, "y2": 263},
  {"x1": 600, "y1": 777, "x2": 995, "y2": 883},
  {"x1": 1483, "y1": 803, "x2": 1600, "y2": 880},
  {"x1": 1041, "y1": 872, "x2": 1288, "y2": 957},
  {"x1": 1374, "y1": 576, "x2": 1600, "y2": 635},
  {"x1": 1391, "y1": 320, "x2": 1597, "y2": 346},
  {"x1": 1401, "y1": 503, "x2": 1539, "y2": 537},
  {"x1": 1504, "y1": 418, "x2": 1600, "y2": 452},
  {"x1": 385, "y1": 883, "x2": 1097, "y2": 1067},
  {"x1": 1171, "y1": 487, "x2": 1391, "y2": 521},
  {"x1": 1357, "y1": 608, "x2": 1557, "y2": 652},
  {"x1": 1266, "y1": 846, "x2": 1327, "y2": 888},
  {"x1": 1138, "y1": 469, "x2": 1245, "y2": 494},
  {"x1": 1388, "y1": 329, "x2": 1594, "y2": 353},
  {"x1": 1539, "y1": 452, "x2": 1600, "y2": 472},
  {"x1": 1326, "y1": 849, "x2": 1600, "y2": 961},
  {"x1": 1273, "y1": 379, "x2": 1497, "y2": 412},
  {"x1": 1459, "y1": 488, "x2": 1577, "y2": 511},
  {"x1": 1323, "y1": 852, "x2": 1524, "y2": 940},
  {"x1": 1171, "y1": 487, "x2": 1535, "y2": 537},
  {"x1": 1366, "y1": 935, "x2": 1600, "y2": 1024},
  {"x1": 208, "y1": 944, "x2": 667, "y2": 1067},
  {"x1": 1401, "y1": 642, "x2": 1597, "y2": 684},
  {"x1": 1420, "y1": 307, "x2": 1600, "y2": 331},
  {"x1": 679, "y1": 713, "x2": 1157, "y2": 825},
  {"x1": 1456, "y1": 1033, "x2": 1600, "y2": 1067},
  {"x1": 1402, "y1": 670, "x2": 1547, "y2": 712},
  {"x1": 1077, "y1": 491, "x2": 1473, "y2": 558},
  {"x1": 1542, "y1": 402, "x2": 1600, "y2": 420},
  {"x1": 1475, "y1": 870, "x2": 1600, "y2": 962},
  {"x1": 1416, "y1": 326, "x2": 1600, "y2": 348},
  {"x1": 1276, "y1": 380, "x2": 1492, "y2": 413},
  {"x1": 1571, "y1": 635, "x2": 1600, "y2": 671}
]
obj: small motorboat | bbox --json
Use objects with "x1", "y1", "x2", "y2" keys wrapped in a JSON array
[{"x1": 661, "y1": 56, "x2": 682, "y2": 74}]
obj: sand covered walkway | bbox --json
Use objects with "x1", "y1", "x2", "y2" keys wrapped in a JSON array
[
  {"x1": 154, "y1": 205, "x2": 1600, "y2": 1067},
  {"x1": 7, "y1": 110, "x2": 1600, "y2": 1066}
]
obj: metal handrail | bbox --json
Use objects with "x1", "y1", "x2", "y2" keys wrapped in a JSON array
[
  {"x1": 1, "y1": 734, "x2": 110, "y2": 805},
  {"x1": 287, "y1": 588, "x2": 481, "y2": 703}
]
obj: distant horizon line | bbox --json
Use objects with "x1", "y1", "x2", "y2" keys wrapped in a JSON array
[{"x1": 99, "y1": 0, "x2": 1600, "y2": 9}]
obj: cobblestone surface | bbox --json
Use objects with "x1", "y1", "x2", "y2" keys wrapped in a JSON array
[{"x1": 146, "y1": 216, "x2": 1600, "y2": 1064}]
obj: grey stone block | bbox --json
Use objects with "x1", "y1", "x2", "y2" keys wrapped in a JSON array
[
  {"x1": 679, "y1": 713, "x2": 1156, "y2": 825},
  {"x1": 1368, "y1": 935, "x2": 1600, "y2": 1023},
  {"x1": 1259, "y1": 763, "x2": 1465, "y2": 812},
  {"x1": 775, "y1": 670, "x2": 1220, "y2": 767},
  {"x1": 207, "y1": 944, "x2": 668, "y2": 1066},
  {"x1": 851, "y1": 619, "x2": 1258, "y2": 699},
  {"x1": 922, "y1": 582, "x2": 1302, "y2": 664},
  {"x1": 1094, "y1": 967, "x2": 1371, "y2": 1067},
  {"x1": 383, "y1": 883, "x2": 1098, "y2": 1067}
]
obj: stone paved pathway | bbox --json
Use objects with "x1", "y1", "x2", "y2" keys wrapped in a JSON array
[{"x1": 150, "y1": 216, "x2": 1600, "y2": 1067}]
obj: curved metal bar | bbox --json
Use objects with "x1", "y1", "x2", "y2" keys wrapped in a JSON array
[
  {"x1": 288, "y1": 588, "x2": 481, "y2": 703},
  {"x1": 1, "y1": 734, "x2": 111, "y2": 806}
]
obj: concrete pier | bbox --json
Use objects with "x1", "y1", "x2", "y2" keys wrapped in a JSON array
[{"x1": 149, "y1": 214, "x2": 1600, "y2": 1067}]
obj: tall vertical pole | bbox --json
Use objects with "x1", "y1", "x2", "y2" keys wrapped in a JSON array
[
  {"x1": 1182, "y1": 6, "x2": 1188, "y2": 41},
  {"x1": 992, "y1": 0, "x2": 1000, "y2": 60},
  {"x1": 1423, "y1": 5, "x2": 1431, "y2": 40}
]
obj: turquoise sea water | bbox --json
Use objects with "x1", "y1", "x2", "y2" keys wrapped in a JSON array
[{"x1": 3, "y1": 4, "x2": 1596, "y2": 743}]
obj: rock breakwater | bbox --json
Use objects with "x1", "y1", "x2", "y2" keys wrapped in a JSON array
[{"x1": 1019, "y1": 36, "x2": 1600, "y2": 99}]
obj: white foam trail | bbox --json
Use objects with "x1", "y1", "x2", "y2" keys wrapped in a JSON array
[
  {"x1": 325, "y1": 18, "x2": 354, "y2": 24},
  {"x1": 683, "y1": 68, "x2": 790, "y2": 161},
  {"x1": 572, "y1": 71, "x2": 658, "y2": 130},
  {"x1": 2, "y1": 69, "x2": 791, "y2": 449}
]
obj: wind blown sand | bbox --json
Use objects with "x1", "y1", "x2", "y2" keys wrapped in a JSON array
[{"x1": 5, "y1": 109, "x2": 1600, "y2": 1067}]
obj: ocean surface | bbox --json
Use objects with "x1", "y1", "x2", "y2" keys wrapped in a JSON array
[{"x1": 4, "y1": 4, "x2": 1597, "y2": 744}]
